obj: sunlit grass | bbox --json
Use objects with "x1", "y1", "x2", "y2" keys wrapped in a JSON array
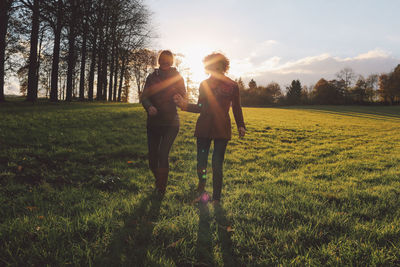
[{"x1": 1, "y1": 103, "x2": 400, "y2": 265}]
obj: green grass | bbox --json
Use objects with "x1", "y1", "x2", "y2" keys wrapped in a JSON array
[{"x1": 1, "y1": 102, "x2": 400, "y2": 266}]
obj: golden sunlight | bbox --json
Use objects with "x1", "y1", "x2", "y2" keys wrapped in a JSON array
[{"x1": 178, "y1": 45, "x2": 214, "y2": 85}]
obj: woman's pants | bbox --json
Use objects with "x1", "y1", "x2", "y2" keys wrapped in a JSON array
[
  {"x1": 147, "y1": 124, "x2": 179, "y2": 192},
  {"x1": 197, "y1": 138, "x2": 228, "y2": 201}
]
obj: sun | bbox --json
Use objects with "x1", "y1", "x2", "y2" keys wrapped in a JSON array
[{"x1": 177, "y1": 45, "x2": 213, "y2": 86}]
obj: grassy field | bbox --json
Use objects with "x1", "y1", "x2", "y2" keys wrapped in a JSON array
[{"x1": 1, "y1": 102, "x2": 400, "y2": 266}]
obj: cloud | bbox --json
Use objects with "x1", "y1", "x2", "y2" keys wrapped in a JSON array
[
  {"x1": 242, "y1": 39, "x2": 280, "y2": 64},
  {"x1": 262, "y1": 40, "x2": 278, "y2": 46},
  {"x1": 351, "y1": 49, "x2": 390, "y2": 60},
  {"x1": 232, "y1": 49, "x2": 399, "y2": 86},
  {"x1": 386, "y1": 35, "x2": 400, "y2": 43}
]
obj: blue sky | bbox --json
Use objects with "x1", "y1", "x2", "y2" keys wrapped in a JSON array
[{"x1": 147, "y1": 0, "x2": 400, "y2": 87}]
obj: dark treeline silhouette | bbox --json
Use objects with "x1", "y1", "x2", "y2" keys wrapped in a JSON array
[
  {"x1": 237, "y1": 65, "x2": 400, "y2": 106},
  {"x1": 238, "y1": 78, "x2": 283, "y2": 106},
  {"x1": 1, "y1": 0, "x2": 152, "y2": 102}
]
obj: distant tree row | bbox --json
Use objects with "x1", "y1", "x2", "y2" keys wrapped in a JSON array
[
  {"x1": 237, "y1": 78, "x2": 283, "y2": 106},
  {"x1": 0, "y1": 0, "x2": 153, "y2": 102},
  {"x1": 238, "y1": 65, "x2": 400, "y2": 106}
]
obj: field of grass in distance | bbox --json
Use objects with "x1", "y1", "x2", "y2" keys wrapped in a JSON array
[{"x1": 0, "y1": 102, "x2": 400, "y2": 266}]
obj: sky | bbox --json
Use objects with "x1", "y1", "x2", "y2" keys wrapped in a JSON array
[
  {"x1": 4, "y1": 0, "x2": 400, "y2": 96},
  {"x1": 147, "y1": 0, "x2": 400, "y2": 88}
]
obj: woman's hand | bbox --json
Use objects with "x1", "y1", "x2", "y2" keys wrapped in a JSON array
[
  {"x1": 148, "y1": 106, "x2": 158, "y2": 116},
  {"x1": 173, "y1": 94, "x2": 187, "y2": 109},
  {"x1": 238, "y1": 127, "x2": 246, "y2": 138}
]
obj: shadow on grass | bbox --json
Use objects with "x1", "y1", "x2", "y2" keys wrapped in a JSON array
[
  {"x1": 195, "y1": 204, "x2": 213, "y2": 266},
  {"x1": 0, "y1": 99, "x2": 139, "y2": 111},
  {"x1": 194, "y1": 203, "x2": 237, "y2": 266},
  {"x1": 280, "y1": 105, "x2": 400, "y2": 121},
  {"x1": 99, "y1": 191, "x2": 162, "y2": 266},
  {"x1": 214, "y1": 203, "x2": 237, "y2": 266}
]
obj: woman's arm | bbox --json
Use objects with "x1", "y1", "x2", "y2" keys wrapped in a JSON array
[
  {"x1": 174, "y1": 82, "x2": 206, "y2": 113},
  {"x1": 141, "y1": 75, "x2": 157, "y2": 116},
  {"x1": 232, "y1": 83, "x2": 246, "y2": 136},
  {"x1": 176, "y1": 75, "x2": 187, "y2": 98}
]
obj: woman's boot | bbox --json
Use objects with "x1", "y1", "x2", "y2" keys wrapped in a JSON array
[
  {"x1": 197, "y1": 179, "x2": 206, "y2": 193},
  {"x1": 156, "y1": 168, "x2": 169, "y2": 194}
]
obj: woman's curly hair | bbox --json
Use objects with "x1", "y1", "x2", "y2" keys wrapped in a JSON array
[{"x1": 203, "y1": 52, "x2": 230, "y2": 74}]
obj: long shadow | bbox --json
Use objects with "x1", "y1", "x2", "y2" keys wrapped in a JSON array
[
  {"x1": 98, "y1": 191, "x2": 163, "y2": 266},
  {"x1": 194, "y1": 203, "x2": 237, "y2": 267},
  {"x1": 195, "y1": 204, "x2": 214, "y2": 267},
  {"x1": 280, "y1": 106, "x2": 400, "y2": 121},
  {"x1": 214, "y1": 203, "x2": 238, "y2": 266}
]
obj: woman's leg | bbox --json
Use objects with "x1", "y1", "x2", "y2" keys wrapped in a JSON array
[
  {"x1": 157, "y1": 125, "x2": 179, "y2": 193},
  {"x1": 197, "y1": 138, "x2": 212, "y2": 192},
  {"x1": 147, "y1": 124, "x2": 162, "y2": 177},
  {"x1": 211, "y1": 139, "x2": 228, "y2": 201},
  {"x1": 158, "y1": 125, "x2": 179, "y2": 169}
]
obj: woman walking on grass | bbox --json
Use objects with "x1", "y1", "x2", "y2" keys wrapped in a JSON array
[
  {"x1": 173, "y1": 52, "x2": 246, "y2": 204},
  {"x1": 141, "y1": 50, "x2": 186, "y2": 195}
]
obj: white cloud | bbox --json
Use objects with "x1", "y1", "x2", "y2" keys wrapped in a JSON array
[
  {"x1": 262, "y1": 40, "x2": 278, "y2": 46},
  {"x1": 351, "y1": 49, "x2": 390, "y2": 60},
  {"x1": 231, "y1": 49, "x2": 399, "y2": 86}
]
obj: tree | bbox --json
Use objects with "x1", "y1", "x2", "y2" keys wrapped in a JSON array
[
  {"x1": 236, "y1": 77, "x2": 245, "y2": 92},
  {"x1": 21, "y1": 0, "x2": 41, "y2": 102},
  {"x1": 365, "y1": 74, "x2": 378, "y2": 103},
  {"x1": 2, "y1": 0, "x2": 151, "y2": 103},
  {"x1": 131, "y1": 49, "x2": 155, "y2": 100},
  {"x1": 300, "y1": 85, "x2": 312, "y2": 104},
  {"x1": 0, "y1": 0, "x2": 16, "y2": 101},
  {"x1": 38, "y1": 53, "x2": 52, "y2": 98},
  {"x1": 78, "y1": 0, "x2": 90, "y2": 101},
  {"x1": 248, "y1": 79, "x2": 257, "y2": 89},
  {"x1": 336, "y1": 67, "x2": 356, "y2": 89},
  {"x1": 378, "y1": 65, "x2": 400, "y2": 104},
  {"x1": 65, "y1": 0, "x2": 79, "y2": 102},
  {"x1": 393, "y1": 65, "x2": 400, "y2": 103},
  {"x1": 351, "y1": 76, "x2": 368, "y2": 104},
  {"x1": 286, "y1": 79, "x2": 302, "y2": 105},
  {"x1": 313, "y1": 78, "x2": 344, "y2": 104},
  {"x1": 40, "y1": 0, "x2": 66, "y2": 102},
  {"x1": 17, "y1": 64, "x2": 29, "y2": 96},
  {"x1": 378, "y1": 74, "x2": 393, "y2": 104},
  {"x1": 336, "y1": 67, "x2": 356, "y2": 102},
  {"x1": 87, "y1": 0, "x2": 98, "y2": 101},
  {"x1": 266, "y1": 82, "x2": 282, "y2": 104}
]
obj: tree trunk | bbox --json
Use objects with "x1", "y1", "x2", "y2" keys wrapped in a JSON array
[
  {"x1": 88, "y1": 29, "x2": 97, "y2": 101},
  {"x1": 79, "y1": 23, "x2": 88, "y2": 101},
  {"x1": 0, "y1": 0, "x2": 12, "y2": 102},
  {"x1": 50, "y1": 0, "x2": 63, "y2": 102},
  {"x1": 113, "y1": 49, "x2": 119, "y2": 101},
  {"x1": 66, "y1": 0, "x2": 78, "y2": 102},
  {"x1": 26, "y1": 0, "x2": 40, "y2": 102},
  {"x1": 101, "y1": 17, "x2": 109, "y2": 101},
  {"x1": 96, "y1": 28, "x2": 103, "y2": 100},
  {"x1": 118, "y1": 55, "x2": 126, "y2": 102},
  {"x1": 108, "y1": 42, "x2": 115, "y2": 101}
]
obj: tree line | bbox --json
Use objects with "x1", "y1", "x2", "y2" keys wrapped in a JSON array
[
  {"x1": 0, "y1": 0, "x2": 153, "y2": 103},
  {"x1": 237, "y1": 65, "x2": 400, "y2": 106}
]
